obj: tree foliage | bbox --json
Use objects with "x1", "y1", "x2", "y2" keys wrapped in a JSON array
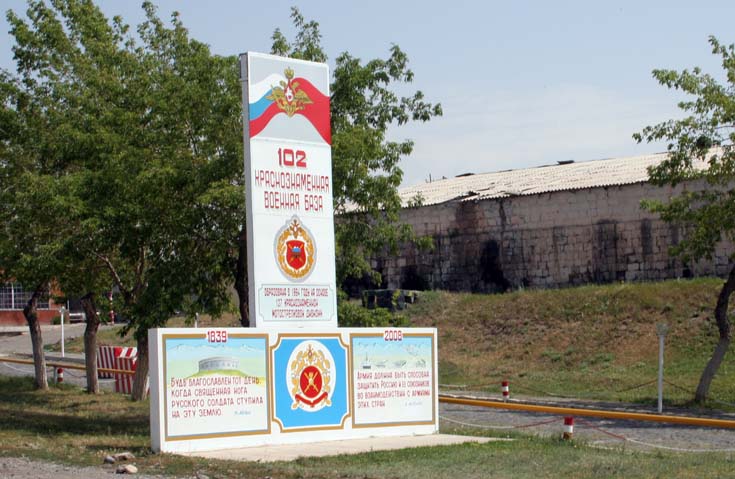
[
  {"x1": 2, "y1": 0, "x2": 243, "y2": 399},
  {"x1": 272, "y1": 8, "x2": 442, "y2": 286},
  {"x1": 635, "y1": 36, "x2": 735, "y2": 403},
  {"x1": 1, "y1": 3, "x2": 440, "y2": 398},
  {"x1": 0, "y1": 48, "x2": 71, "y2": 391}
]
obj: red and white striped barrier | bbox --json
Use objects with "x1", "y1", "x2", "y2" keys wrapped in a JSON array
[
  {"x1": 114, "y1": 356, "x2": 149, "y2": 397},
  {"x1": 114, "y1": 356, "x2": 137, "y2": 394},
  {"x1": 54, "y1": 367, "x2": 64, "y2": 383},
  {"x1": 97, "y1": 345, "x2": 115, "y2": 378},
  {"x1": 563, "y1": 416, "x2": 574, "y2": 440},
  {"x1": 502, "y1": 380, "x2": 509, "y2": 400},
  {"x1": 97, "y1": 345, "x2": 137, "y2": 378}
]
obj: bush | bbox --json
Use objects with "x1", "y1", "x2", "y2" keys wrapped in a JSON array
[
  {"x1": 338, "y1": 292, "x2": 409, "y2": 328},
  {"x1": 51, "y1": 316, "x2": 61, "y2": 325}
]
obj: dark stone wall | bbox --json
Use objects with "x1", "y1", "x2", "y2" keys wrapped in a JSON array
[{"x1": 374, "y1": 181, "x2": 733, "y2": 291}]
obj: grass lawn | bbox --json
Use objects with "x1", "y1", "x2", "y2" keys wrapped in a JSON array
[{"x1": 0, "y1": 375, "x2": 733, "y2": 478}]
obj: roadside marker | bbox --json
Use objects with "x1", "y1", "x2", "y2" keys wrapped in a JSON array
[
  {"x1": 563, "y1": 416, "x2": 574, "y2": 440},
  {"x1": 502, "y1": 381, "x2": 509, "y2": 401},
  {"x1": 55, "y1": 367, "x2": 64, "y2": 383}
]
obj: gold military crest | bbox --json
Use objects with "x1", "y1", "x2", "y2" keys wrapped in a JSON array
[
  {"x1": 275, "y1": 216, "x2": 316, "y2": 281},
  {"x1": 290, "y1": 343, "x2": 332, "y2": 410}
]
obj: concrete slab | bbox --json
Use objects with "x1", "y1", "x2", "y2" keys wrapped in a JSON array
[{"x1": 180, "y1": 434, "x2": 502, "y2": 462}]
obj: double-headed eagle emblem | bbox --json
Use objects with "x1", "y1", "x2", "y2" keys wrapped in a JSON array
[{"x1": 267, "y1": 67, "x2": 313, "y2": 117}]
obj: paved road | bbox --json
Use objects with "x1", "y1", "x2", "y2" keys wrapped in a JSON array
[
  {"x1": 0, "y1": 323, "x2": 117, "y2": 389},
  {"x1": 0, "y1": 323, "x2": 87, "y2": 354}
]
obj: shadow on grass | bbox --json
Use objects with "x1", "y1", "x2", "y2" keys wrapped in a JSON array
[
  {"x1": 0, "y1": 376, "x2": 149, "y2": 437},
  {"x1": 0, "y1": 407, "x2": 149, "y2": 436}
]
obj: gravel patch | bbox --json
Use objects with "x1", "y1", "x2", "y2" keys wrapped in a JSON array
[{"x1": 0, "y1": 456, "x2": 193, "y2": 479}]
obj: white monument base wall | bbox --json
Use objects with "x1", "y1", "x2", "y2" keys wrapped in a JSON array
[{"x1": 149, "y1": 327, "x2": 438, "y2": 453}]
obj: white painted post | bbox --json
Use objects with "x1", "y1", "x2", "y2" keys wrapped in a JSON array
[
  {"x1": 195, "y1": 312, "x2": 199, "y2": 328},
  {"x1": 656, "y1": 323, "x2": 669, "y2": 413},
  {"x1": 59, "y1": 306, "x2": 66, "y2": 358}
]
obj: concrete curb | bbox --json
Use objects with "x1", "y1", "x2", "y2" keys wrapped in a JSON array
[{"x1": 180, "y1": 434, "x2": 504, "y2": 462}]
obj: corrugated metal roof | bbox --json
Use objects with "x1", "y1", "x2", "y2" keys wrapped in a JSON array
[{"x1": 398, "y1": 151, "x2": 711, "y2": 207}]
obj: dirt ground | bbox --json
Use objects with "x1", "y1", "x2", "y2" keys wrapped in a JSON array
[{"x1": 0, "y1": 456, "x2": 192, "y2": 479}]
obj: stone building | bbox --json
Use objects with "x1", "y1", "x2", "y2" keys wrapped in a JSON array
[{"x1": 375, "y1": 152, "x2": 733, "y2": 292}]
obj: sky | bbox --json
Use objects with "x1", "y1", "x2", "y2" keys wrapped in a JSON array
[{"x1": 2, "y1": 0, "x2": 734, "y2": 187}]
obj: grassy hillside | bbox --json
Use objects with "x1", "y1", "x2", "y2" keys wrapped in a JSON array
[{"x1": 405, "y1": 278, "x2": 734, "y2": 407}]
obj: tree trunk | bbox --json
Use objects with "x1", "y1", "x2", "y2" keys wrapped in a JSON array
[
  {"x1": 80, "y1": 293, "x2": 100, "y2": 394},
  {"x1": 131, "y1": 333, "x2": 149, "y2": 401},
  {"x1": 23, "y1": 284, "x2": 48, "y2": 390},
  {"x1": 234, "y1": 224, "x2": 250, "y2": 327},
  {"x1": 694, "y1": 264, "x2": 735, "y2": 403}
]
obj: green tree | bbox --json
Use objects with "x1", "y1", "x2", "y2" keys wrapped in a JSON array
[
  {"x1": 3, "y1": 40, "x2": 138, "y2": 394},
  {"x1": 0, "y1": 64, "x2": 73, "y2": 390},
  {"x1": 635, "y1": 36, "x2": 735, "y2": 404},
  {"x1": 271, "y1": 8, "x2": 442, "y2": 288},
  {"x1": 4, "y1": 0, "x2": 244, "y2": 400},
  {"x1": 0, "y1": 173, "x2": 59, "y2": 390}
]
